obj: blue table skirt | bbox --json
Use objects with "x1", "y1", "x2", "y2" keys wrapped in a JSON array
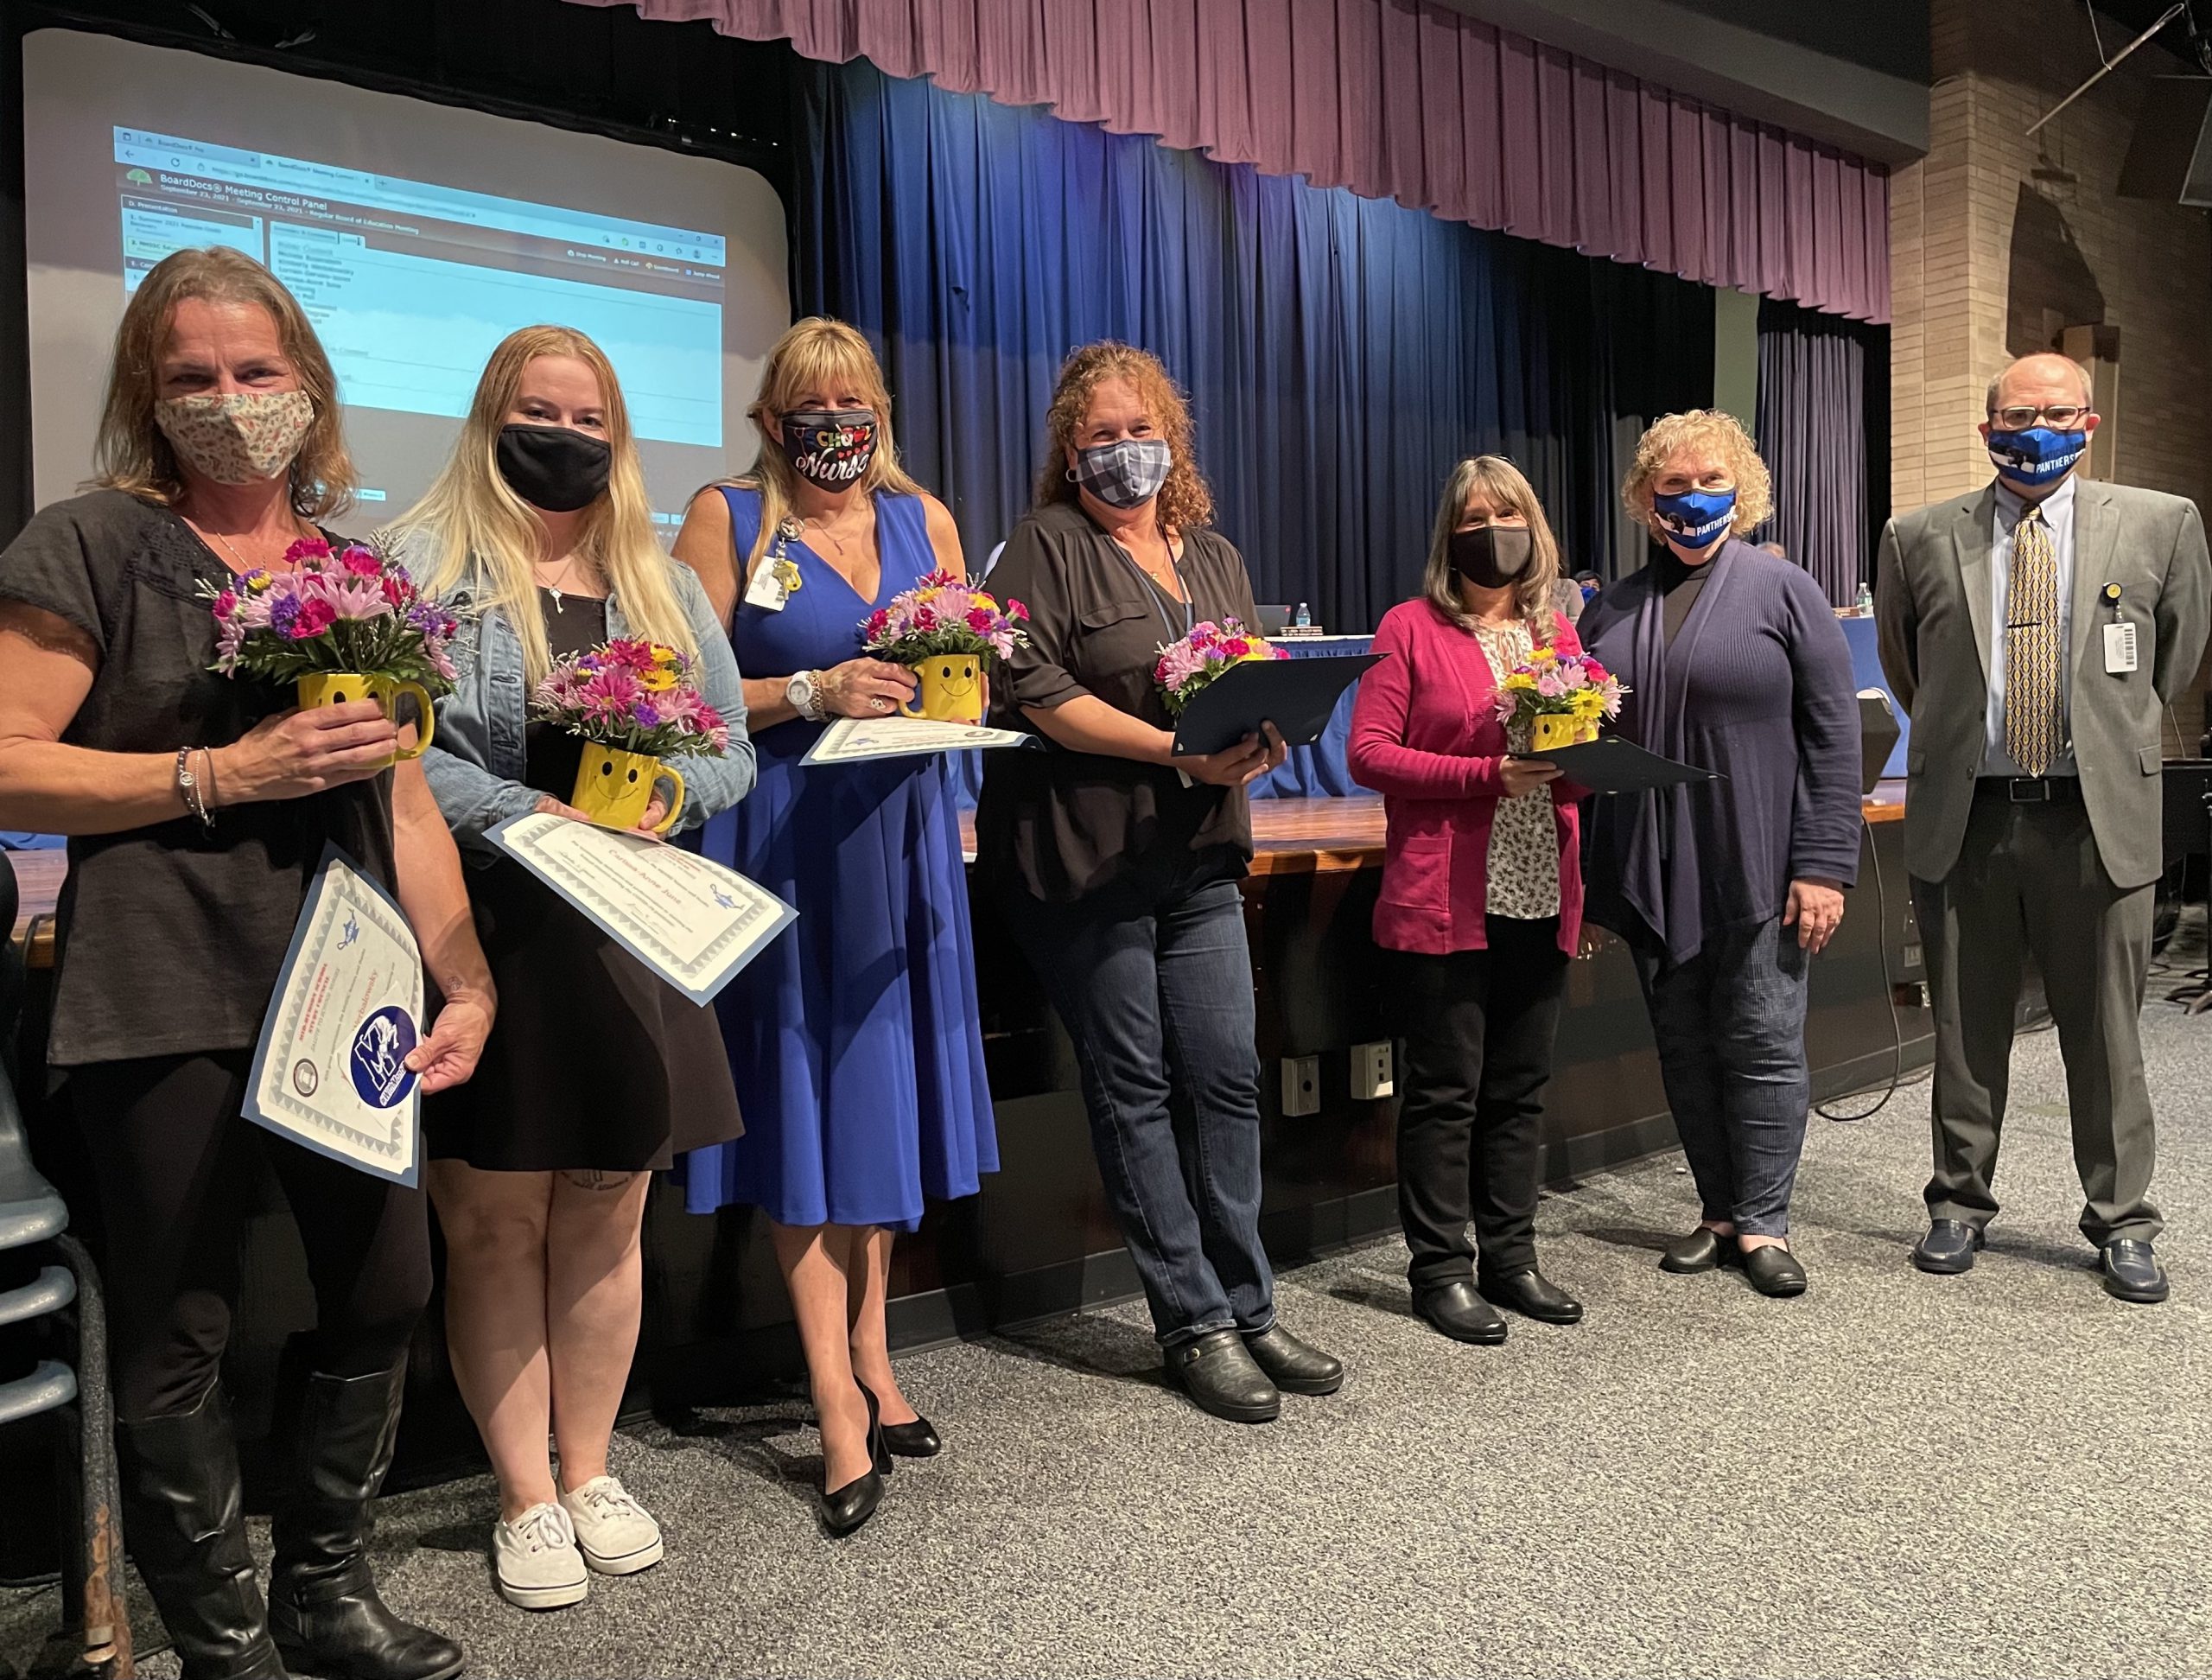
[{"x1": 949, "y1": 635, "x2": 1376, "y2": 809}]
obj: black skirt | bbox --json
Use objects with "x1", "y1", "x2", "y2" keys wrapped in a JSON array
[{"x1": 423, "y1": 855, "x2": 744, "y2": 1173}]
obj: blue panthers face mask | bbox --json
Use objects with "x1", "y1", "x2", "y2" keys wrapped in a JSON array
[
  {"x1": 1986, "y1": 423, "x2": 2088, "y2": 489},
  {"x1": 1651, "y1": 487, "x2": 1737, "y2": 550}
]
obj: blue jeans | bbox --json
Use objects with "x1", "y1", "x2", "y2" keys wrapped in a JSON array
[
  {"x1": 1004, "y1": 875, "x2": 1274, "y2": 1346},
  {"x1": 1630, "y1": 918, "x2": 1812, "y2": 1238}
]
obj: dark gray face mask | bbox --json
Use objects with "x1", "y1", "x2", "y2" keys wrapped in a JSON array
[{"x1": 1449, "y1": 524, "x2": 1534, "y2": 589}]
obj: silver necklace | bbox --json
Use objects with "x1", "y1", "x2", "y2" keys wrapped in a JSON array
[{"x1": 538, "y1": 554, "x2": 581, "y2": 612}]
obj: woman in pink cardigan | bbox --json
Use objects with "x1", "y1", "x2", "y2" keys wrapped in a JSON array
[{"x1": 1348, "y1": 455, "x2": 1588, "y2": 1346}]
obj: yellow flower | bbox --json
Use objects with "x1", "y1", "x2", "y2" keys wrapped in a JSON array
[
  {"x1": 918, "y1": 586, "x2": 942, "y2": 602},
  {"x1": 1571, "y1": 689, "x2": 1605, "y2": 719},
  {"x1": 639, "y1": 666, "x2": 677, "y2": 692},
  {"x1": 1503, "y1": 671, "x2": 1538, "y2": 691},
  {"x1": 649, "y1": 644, "x2": 678, "y2": 665},
  {"x1": 1530, "y1": 646, "x2": 1559, "y2": 665}
]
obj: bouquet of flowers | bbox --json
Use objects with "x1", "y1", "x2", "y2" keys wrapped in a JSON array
[
  {"x1": 860, "y1": 570, "x2": 1029, "y2": 723},
  {"x1": 1154, "y1": 618, "x2": 1287, "y2": 716},
  {"x1": 203, "y1": 537, "x2": 459, "y2": 693},
  {"x1": 1491, "y1": 645, "x2": 1626, "y2": 751},
  {"x1": 530, "y1": 639, "x2": 730, "y2": 832},
  {"x1": 530, "y1": 639, "x2": 731, "y2": 759},
  {"x1": 861, "y1": 570, "x2": 1030, "y2": 669}
]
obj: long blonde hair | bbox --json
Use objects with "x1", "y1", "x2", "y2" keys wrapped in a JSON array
[
  {"x1": 1034, "y1": 341, "x2": 1214, "y2": 531},
  {"x1": 1621, "y1": 410, "x2": 1775, "y2": 542},
  {"x1": 1422, "y1": 456, "x2": 1564, "y2": 644},
  {"x1": 730, "y1": 317, "x2": 926, "y2": 576},
  {"x1": 391, "y1": 325, "x2": 696, "y2": 685},
  {"x1": 93, "y1": 246, "x2": 355, "y2": 519}
]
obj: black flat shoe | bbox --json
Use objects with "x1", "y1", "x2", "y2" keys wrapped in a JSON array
[
  {"x1": 1912, "y1": 1219, "x2": 1984, "y2": 1275},
  {"x1": 1242, "y1": 1324, "x2": 1344, "y2": 1395},
  {"x1": 1480, "y1": 1267, "x2": 1584, "y2": 1324},
  {"x1": 1411, "y1": 1280, "x2": 1507, "y2": 1345},
  {"x1": 2101, "y1": 1239, "x2": 2170, "y2": 1304},
  {"x1": 1166, "y1": 1328, "x2": 1281, "y2": 1422},
  {"x1": 821, "y1": 1384, "x2": 887, "y2": 1537},
  {"x1": 1740, "y1": 1244, "x2": 1808, "y2": 1297},
  {"x1": 880, "y1": 1416, "x2": 942, "y2": 1458},
  {"x1": 1659, "y1": 1227, "x2": 1737, "y2": 1274}
]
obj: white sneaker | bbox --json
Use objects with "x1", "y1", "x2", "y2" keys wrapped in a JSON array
[
  {"x1": 560, "y1": 1474, "x2": 665, "y2": 1575},
  {"x1": 493, "y1": 1501, "x2": 588, "y2": 1610}
]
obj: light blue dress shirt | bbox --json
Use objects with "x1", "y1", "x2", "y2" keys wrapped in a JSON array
[{"x1": 1983, "y1": 473, "x2": 2076, "y2": 776}]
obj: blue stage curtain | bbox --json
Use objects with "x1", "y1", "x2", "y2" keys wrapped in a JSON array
[
  {"x1": 1755, "y1": 296, "x2": 1884, "y2": 606},
  {"x1": 793, "y1": 58, "x2": 1714, "y2": 633}
]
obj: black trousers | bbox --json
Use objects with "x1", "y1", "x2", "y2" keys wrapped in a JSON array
[
  {"x1": 1392, "y1": 918, "x2": 1567, "y2": 1289},
  {"x1": 69, "y1": 1050, "x2": 432, "y2": 1422}
]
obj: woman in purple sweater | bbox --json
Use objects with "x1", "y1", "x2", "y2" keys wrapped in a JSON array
[{"x1": 1580, "y1": 411, "x2": 1860, "y2": 1298}]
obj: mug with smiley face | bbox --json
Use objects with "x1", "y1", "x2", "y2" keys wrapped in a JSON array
[
  {"x1": 903, "y1": 653, "x2": 985, "y2": 724},
  {"x1": 571, "y1": 745, "x2": 686, "y2": 834}
]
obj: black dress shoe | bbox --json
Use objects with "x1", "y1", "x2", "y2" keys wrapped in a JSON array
[
  {"x1": 1411, "y1": 1280, "x2": 1507, "y2": 1345},
  {"x1": 1659, "y1": 1227, "x2": 1738, "y2": 1274},
  {"x1": 1166, "y1": 1329, "x2": 1281, "y2": 1422},
  {"x1": 2101, "y1": 1239, "x2": 2170, "y2": 1304},
  {"x1": 1912, "y1": 1219, "x2": 1984, "y2": 1275},
  {"x1": 821, "y1": 1384, "x2": 887, "y2": 1537},
  {"x1": 880, "y1": 1416, "x2": 942, "y2": 1458},
  {"x1": 1479, "y1": 1267, "x2": 1584, "y2": 1324},
  {"x1": 1739, "y1": 1244, "x2": 1808, "y2": 1297},
  {"x1": 1242, "y1": 1325, "x2": 1344, "y2": 1396}
]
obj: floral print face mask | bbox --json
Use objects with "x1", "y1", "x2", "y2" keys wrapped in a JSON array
[{"x1": 154, "y1": 390, "x2": 315, "y2": 485}]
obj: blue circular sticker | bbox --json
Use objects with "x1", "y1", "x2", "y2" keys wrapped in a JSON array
[{"x1": 349, "y1": 1006, "x2": 420, "y2": 1109}]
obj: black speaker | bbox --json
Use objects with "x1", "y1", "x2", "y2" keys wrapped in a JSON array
[{"x1": 2120, "y1": 77, "x2": 2212, "y2": 205}]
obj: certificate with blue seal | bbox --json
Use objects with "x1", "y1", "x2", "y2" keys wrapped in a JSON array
[{"x1": 244, "y1": 843, "x2": 424, "y2": 1185}]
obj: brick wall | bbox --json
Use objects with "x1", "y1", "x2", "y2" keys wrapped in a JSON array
[{"x1": 1890, "y1": 0, "x2": 2212, "y2": 742}]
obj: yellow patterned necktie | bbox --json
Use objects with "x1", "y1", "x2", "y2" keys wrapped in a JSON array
[{"x1": 2005, "y1": 506, "x2": 2062, "y2": 777}]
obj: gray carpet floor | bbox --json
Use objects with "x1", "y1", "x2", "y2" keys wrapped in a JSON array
[{"x1": 10, "y1": 999, "x2": 2212, "y2": 1677}]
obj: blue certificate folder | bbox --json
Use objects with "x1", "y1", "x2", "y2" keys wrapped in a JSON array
[{"x1": 1168, "y1": 654, "x2": 1382, "y2": 759}]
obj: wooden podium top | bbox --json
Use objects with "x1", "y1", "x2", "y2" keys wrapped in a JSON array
[{"x1": 10, "y1": 785, "x2": 1907, "y2": 969}]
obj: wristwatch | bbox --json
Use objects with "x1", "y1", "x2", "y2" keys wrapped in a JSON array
[{"x1": 785, "y1": 670, "x2": 827, "y2": 722}]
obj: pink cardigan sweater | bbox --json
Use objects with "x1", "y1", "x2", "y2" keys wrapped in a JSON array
[{"x1": 1346, "y1": 599, "x2": 1586, "y2": 956}]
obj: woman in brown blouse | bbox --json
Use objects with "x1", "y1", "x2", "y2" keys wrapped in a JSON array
[{"x1": 977, "y1": 341, "x2": 1344, "y2": 1423}]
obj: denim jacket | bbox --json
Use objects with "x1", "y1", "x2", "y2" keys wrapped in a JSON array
[{"x1": 406, "y1": 541, "x2": 755, "y2": 855}]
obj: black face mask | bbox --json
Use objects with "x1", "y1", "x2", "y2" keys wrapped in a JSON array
[
  {"x1": 1449, "y1": 524, "x2": 1534, "y2": 590},
  {"x1": 496, "y1": 423, "x2": 613, "y2": 512},
  {"x1": 780, "y1": 408, "x2": 878, "y2": 491}
]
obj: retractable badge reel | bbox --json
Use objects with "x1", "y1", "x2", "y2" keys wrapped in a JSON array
[
  {"x1": 2101, "y1": 582, "x2": 2138, "y2": 674},
  {"x1": 744, "y1": 518, "x2": 808, "y2": 612}
]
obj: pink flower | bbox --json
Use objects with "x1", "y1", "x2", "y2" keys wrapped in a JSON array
[
  {"x1": 290, "y1": 598, "x2": 335, "y2": 638},
  {"x1": 283, "y1": 538, "x2": 333, "y2": 565},
  {"x1": 339, "y1": 546, "x2": 382, "y2": 578}
]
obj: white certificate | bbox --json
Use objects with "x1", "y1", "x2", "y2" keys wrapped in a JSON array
[
  {"x1": 486, "y1": 812, "x2": 797, "y2": 1006},
  {"x1": 245, "y1": 846, "x2": 425, "y2": 1186},
  {"x1": 800, "y1": 715, "x2": 1037, "y2": 767}
]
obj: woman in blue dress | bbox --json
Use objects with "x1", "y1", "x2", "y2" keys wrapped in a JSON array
[{"x1": 671, "y1": 318, "x2": 996, "y2": 1537}]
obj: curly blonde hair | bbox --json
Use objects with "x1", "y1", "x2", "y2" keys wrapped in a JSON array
[
  {"x1": 1035, "y1": 341, "x2": 1213, "y2": 531},
  {"x1": 93, "y1": 246, "x2": 355, "y2": 518},
  {"x1": 1421, "y1": 456, "x2": 1563, "y2": 646},
  {"x1": 1621, "y1": 410, "x2": 1773, "y2": 543}
]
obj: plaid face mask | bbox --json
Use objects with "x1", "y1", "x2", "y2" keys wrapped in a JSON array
[{"x1": 1071, "y1": 437, "x2": 1173, "y2": 509}]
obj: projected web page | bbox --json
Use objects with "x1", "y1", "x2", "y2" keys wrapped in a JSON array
[{"x1": 112, "y1": 129, "x2": 726, "y2": 449}]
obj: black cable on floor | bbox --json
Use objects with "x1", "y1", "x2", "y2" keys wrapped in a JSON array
[{"x1": 1819, "y1": 814, "x2": 1908, "y2": 1123}]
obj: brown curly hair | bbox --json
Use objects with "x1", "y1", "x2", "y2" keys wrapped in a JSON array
[
  {"x1": 1034, "y1": 341, "x2": 1213, "y2": 531},
  {"x1": 1620, "y1": 409, "x2": 1774, "y2": 542}
]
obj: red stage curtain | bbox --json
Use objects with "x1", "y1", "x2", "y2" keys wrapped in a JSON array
[{"x1": 558, "y1": 0, "x2": 1890, "y2": 323}]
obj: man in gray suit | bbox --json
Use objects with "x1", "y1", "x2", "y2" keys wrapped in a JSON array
[{"x1": 1877, "y1": 352, "x2": 2211, "y2": 1303}]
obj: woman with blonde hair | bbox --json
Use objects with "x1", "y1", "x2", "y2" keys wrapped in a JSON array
[
  {"x1": 1579, "y1": 410, "x2": 1859, "y2": 1298},
  {"x1": 1347, "y1": 455, "x2": 1591, "y2": 1344},
  {"x1": 669, "y1": 317, "x2": 996, "y2": 1537},
  {"x1": 390, "y1": 324, "x2": 753, "y2": 1607},
  {"x1": 976, "y1": 340, "x2": 1341, "y2": 1424},
  {"x1": 0, "y1": 246, "x2": 493, "y2": 1680}
]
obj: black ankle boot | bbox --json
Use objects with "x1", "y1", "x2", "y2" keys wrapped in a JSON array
[
  {"x1": 117, "y1": 1384, "x2": 289, "y2": 1680},
  {"x1": 268, "y1": 1365, "x2": 462, "y2": 1680}
]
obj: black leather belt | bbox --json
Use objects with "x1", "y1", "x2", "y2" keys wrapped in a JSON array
[{"x1": 1976, "y1": 776, "x2": 2081, "y2": 803}]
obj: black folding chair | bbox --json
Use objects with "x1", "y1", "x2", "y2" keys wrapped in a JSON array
[{"x1": 0, "y1": 849, "x2": 131, "y2": 1677}]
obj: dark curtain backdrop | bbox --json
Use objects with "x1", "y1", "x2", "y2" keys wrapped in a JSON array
[
  {"x1": 795, "y1": 59, "x2": 1713, "y2": 633},
  {"x1": 1754, "y1": 295, "x2": 1886, "y2": 606}
]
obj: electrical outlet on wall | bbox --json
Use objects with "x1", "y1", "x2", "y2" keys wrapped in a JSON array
[
  {"x1": 1281, "y1": 1056, "x2": 1320, "y2": 1117},
  {"x1": 1351, "y1": 1040, "x2": 1394, "y2": 1100}
]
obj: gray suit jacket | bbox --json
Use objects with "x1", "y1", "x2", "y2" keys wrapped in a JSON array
[{"x1": 1876, "y1": 478, "x2": 2211, "y2": 888}]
